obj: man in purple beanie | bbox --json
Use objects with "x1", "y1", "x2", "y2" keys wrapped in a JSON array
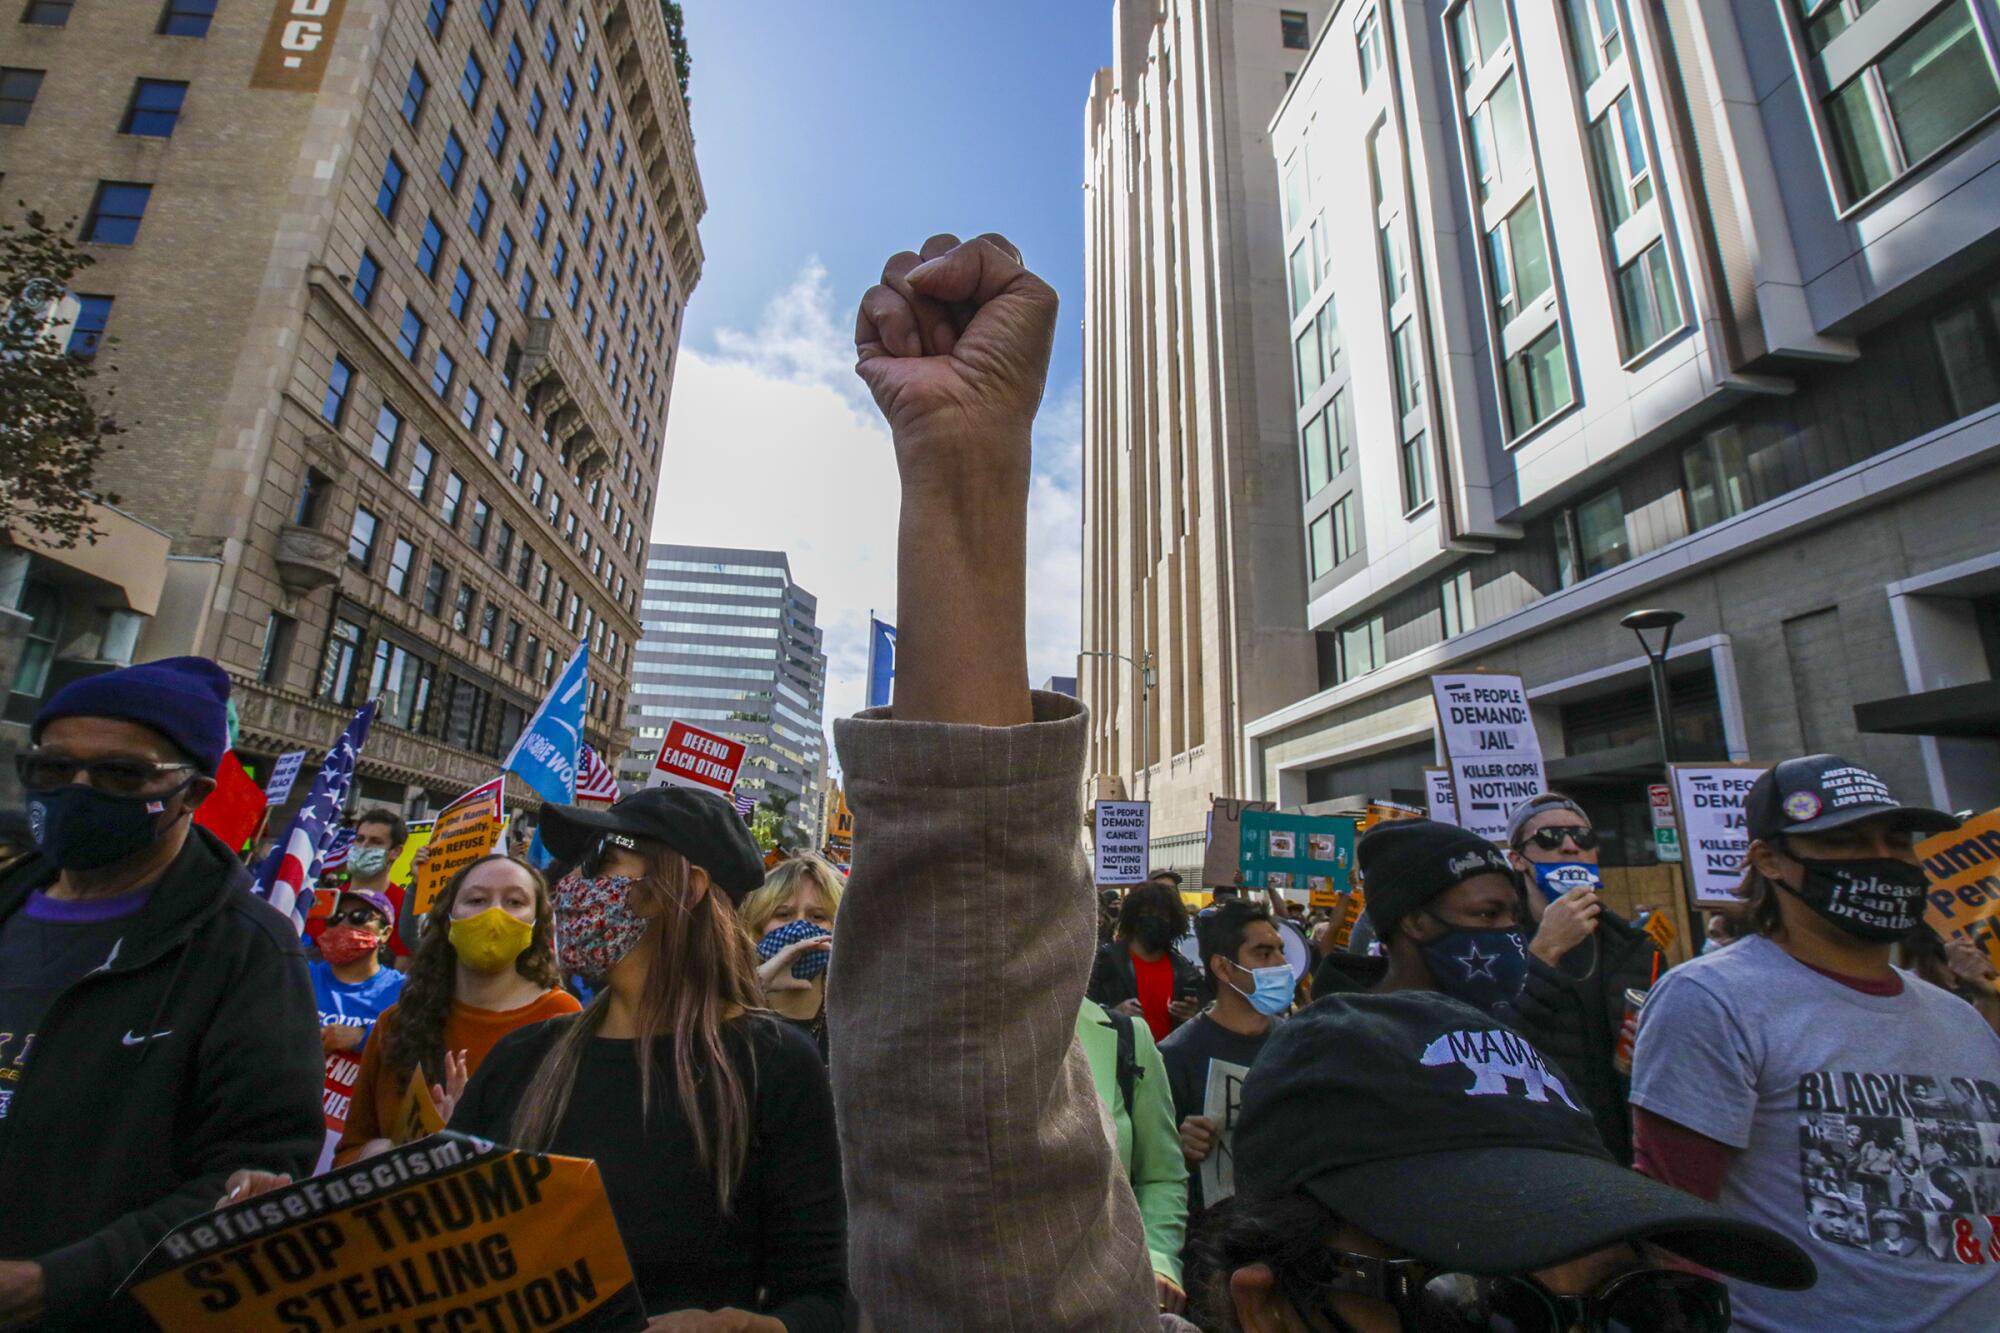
[{"x1": 0, "y1": 657, "x2": 322, "y2": 1329}]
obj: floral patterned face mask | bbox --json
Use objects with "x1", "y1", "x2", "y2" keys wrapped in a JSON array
[{"x1": 552, "y1": 871, "x2": 648, "y2": 983}]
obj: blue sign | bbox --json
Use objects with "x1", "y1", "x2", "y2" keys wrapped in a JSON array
[
  {"x1": 867, "y1": 616, "x2": 897, "y2": 710},
  {"x1": 504, "y1": 639, "x2": 588, "y2": 805}
]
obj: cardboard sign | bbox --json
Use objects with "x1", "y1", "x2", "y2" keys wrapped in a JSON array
[
  {"x1": 124, "y1": 1135, "x2": 646, "y2": 1330},
  {"x1": 1921, "y1": 808, "x2": 2000, "y2": 971},
  {"x1": 1094, "y1": 800, "x2": 1151, "y2": 885},
  {"x1": 1360, "y1": 801, "x2": 1424, "y2": 835},
  {"x1": 1199, "y1": 1059, "x2": 1252, "y2": 1206},
  {"x1": 410, "y1": 779, "x2": 505, "y2": 923},
  {"x1": 1239, "y1": 810, "x2": 1356, "y2": 898},
  {"x1": 1431, "y1": 674, "x2": 1546, "y2": 842},
  {"x1": 315, "y1": 1053, "x2": 362, "y2": 1175},
  {"x1": 1670, "y1": 764, "x2": 1766, "y2": 906},
  {"x1": 1641, "y1": 908, "x2": 1677, "y2": 953},
  {"x1": 264, "y1": 750, "x2": 308, "y2": 804},
  {"x1": 250, "y1": 0, "x2": 349, "y2": 93},
  {"x1": 1202, "y1": 798, "x2": 1275, "y2": 889},
  {"x1": 389, "y1": 819, "x2": 436, "y2": 887},
  {"x1": 1425, "y1": 767, "x2": 1460, "y2": 826},
  {"x1": 1331, "y1": 891, "x2": 1366, "y2": 950},
  {"x1": 647, "y1": 721, "x2": 746, "y2": 796},
  {"x1": 394, "y1": 1069, "x2": 447, "y2": 1146}
]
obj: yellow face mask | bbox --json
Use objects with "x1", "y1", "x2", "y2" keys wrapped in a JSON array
[{"x1": 447, "y1": 906, "x2": 535, "y2": 974}]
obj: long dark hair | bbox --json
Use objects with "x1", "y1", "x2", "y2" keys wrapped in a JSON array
[
  {"x1": 384, "y1": 854, "x2": 559, "y2": 1089},
  {"x1": 1729, "y1": 856, "x2": 1789, "y2": 940},
  {"x1": 1117, "y1": 881, "x2": 1190, "y2": 945},
  {"x1": 1188, "y1": 1191, "x2": 1346, "y2": 1330},
  {"x1": 507, "y1": 839, "x2": 767, "y2": 1212}
]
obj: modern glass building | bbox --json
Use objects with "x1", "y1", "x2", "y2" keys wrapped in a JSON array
[{"x1": 619, "y1": 544, "x2": 827, "y2": 844}]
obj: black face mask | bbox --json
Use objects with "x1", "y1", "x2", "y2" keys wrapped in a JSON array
[
  {"x1": 26, "y1": 779, "x2": 190, "y2": 871},
  {"x1": 1782, "y1": 854, "x2": 1929, "y2": 942},
  {"x1": 1131, "y1": 914, "x2": 1178, "y2": 952}
]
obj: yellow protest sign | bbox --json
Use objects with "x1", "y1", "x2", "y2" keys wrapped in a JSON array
[
  {"x1": 1921, "y1": 807, "x2": 2000, "y2": 969},
  {"x1": 1642, "y1": 908, "x2": 1677, "y2": 954},
  {"x1": 387, "y1": 819, "x2": 434, "y2": 886},
  {"x1": 410, "y1": 778, "x2": 505, "y2": 923},
  {"x1": 125, "y1": 1135, "x2": 645, "y2": 1330},
  {"x1": 394, "y1": 1068, "x2": 446, "y2": 1146}
]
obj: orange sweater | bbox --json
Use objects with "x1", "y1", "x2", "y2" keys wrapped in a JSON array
[{"x1": 333, "y1": 990, "x2": 579, "y2": 1164}]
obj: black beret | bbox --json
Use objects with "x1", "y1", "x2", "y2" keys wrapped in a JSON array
[{"x1": 540, "y1": 785, "x2": 766, "y2": 903}]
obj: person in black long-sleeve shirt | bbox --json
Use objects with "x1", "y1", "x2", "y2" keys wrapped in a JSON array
[{"x1": 448, "y1": 787, "x2": 845, "y2": 1330}]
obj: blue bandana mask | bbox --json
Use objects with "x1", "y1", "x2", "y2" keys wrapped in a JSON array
[
  {"x1": 758, "y1": 918, "x2": 832, "y2": 981},
  {"x1": 1530, "y1": 861, "x2": 1601, "y2": 903},
  {"x1": 1418, "y1": 920, "x2": 1529, "y2": 1014},
  {"x1": 1224, "y1": 962, "x2": 1297, "y2": 1017}
]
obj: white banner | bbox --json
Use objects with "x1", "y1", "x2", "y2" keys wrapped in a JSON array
[
  {"x1": 263, "y1": 750, "x2": 307, "y2": 804},
  {"x1": 1093, "y1": 800, "x2": 1151, "y2": 885},
  {"x1": 1425, "y1": 767, "x2": 1460, "y2": 827},
  {"x1": 1431, "y1": 674, "x2": 1546, "y2": 842},
  {"x1": 1671, "y1": 764, "x2": 1767, "y2": 905}
]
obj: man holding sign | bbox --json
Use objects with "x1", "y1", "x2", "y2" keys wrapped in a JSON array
[{"x1": 1632, "y1": 755, "x2": 2000, "y2": 1332}]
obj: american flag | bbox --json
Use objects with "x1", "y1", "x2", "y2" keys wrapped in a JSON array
[
  {"x1": 576, "y1": 742, "x2": 618, "y2": 802},
  {"x1": 319, "y1": 827, "x2": 357, "y2": 876},
  {"x1": 733, "y1": 792, "x2": 756, "y2": 822},
  {"x1": 251, "y1": 701, "x2": 377, "y2": 933}
]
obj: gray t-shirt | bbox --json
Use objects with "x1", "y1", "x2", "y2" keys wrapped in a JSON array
[{"x1": 1631, "y1": 934, "x2": 2000, "y2": 1332}]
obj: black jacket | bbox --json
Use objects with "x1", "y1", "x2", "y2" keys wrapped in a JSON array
[
  {"x1": 1087, "y1": 939, "x2": 1203, "y2": 1012},
  {"x1": 1510, "y1": 909, "x2": 1663, "y2": 1165},
  {"x1": 0, "y1": 825, "x2": 323, "y2": 1327}
]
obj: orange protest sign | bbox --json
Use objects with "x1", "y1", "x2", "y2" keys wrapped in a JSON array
[
  {"x1": 409, "y1": 778, "x2": 505, "y2": 924},
  {"x1": 1920, "y1": 807, "x2": 2000, "y2": 969},
  {"x1": 394, "y1": 1068, "x2": 446, "y2": 1146},
  {"x1": 125, "y1": 1135, "x2": 646, "y2": 1330}
]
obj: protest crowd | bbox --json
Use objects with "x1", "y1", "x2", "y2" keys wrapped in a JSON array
[{"x1": 7, "y1": 232, "x2": 2000, "y2": 1332}]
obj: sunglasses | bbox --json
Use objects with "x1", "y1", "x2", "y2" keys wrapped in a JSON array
[
  {"x1": 1285, "y1": 1252, "x2": 1729, "y2": 1333},
  {"x1": 323, "y1": 909, "x2": 388, "y2": 930},
  {"x1": 15, "y1": 752, "x2": 194, "y2": 798},
  {"x1": 1522, "y1": 825, "x2": 1599, "y2": 852},
  {"x1": 581, "y1": 832, "x2": 639, "y2": 876}
]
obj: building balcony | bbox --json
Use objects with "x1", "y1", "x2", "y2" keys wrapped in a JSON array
[
  {"x1": 273, "y1": 522, "x2": 345, "y2": 596},
  {"x1": 519, "y1": 317, "x2": 618, "y2": 485}
]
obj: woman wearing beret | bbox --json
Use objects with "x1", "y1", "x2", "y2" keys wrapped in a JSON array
[{"x1": 448, "y1": 788, "x2": 846, "y2": 1330}]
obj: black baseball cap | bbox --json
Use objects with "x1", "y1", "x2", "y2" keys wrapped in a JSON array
[
  {"x1": 1233, "y1": 992, "x2": 1815, "y2": 1288},
  {"x1": 540, "y1": 786, "x2": 765, "y2": 903},
  {"x1": 1744, "y1": 754, "x2": 1956, "y2": 842}
]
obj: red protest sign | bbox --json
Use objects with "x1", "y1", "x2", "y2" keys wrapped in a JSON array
[
  {"x1": 648, "y1": 721, "x2": 745, "y2": 796},
  {"x1": 193, "y1": 751, "x2": 268, "y2": 853}
]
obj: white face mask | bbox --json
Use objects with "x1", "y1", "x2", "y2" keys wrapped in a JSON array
[{"x1": 348, "y1": 846, "x2": 391, "y2": 877}]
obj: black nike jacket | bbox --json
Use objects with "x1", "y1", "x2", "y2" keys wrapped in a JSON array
[{"x1": 0, "y1": 824, "x2": 323, "y2": 1328}]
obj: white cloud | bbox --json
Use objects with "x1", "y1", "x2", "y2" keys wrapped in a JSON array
[{"x1": 652, "y1": 259, "x2": 1082, "y2": 753}]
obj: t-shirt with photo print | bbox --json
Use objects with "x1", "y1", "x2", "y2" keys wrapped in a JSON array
[{"x1": 1632, "y1": 933, "x2": 2000, "y2": 1332}]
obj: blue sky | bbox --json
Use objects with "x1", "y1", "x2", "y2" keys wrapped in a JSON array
[{"x1": 651, "y1": 2, "x2": 1113, "y2": 728}]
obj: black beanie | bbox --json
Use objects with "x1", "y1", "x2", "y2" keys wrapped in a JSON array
[{"x1": 1358, "y1": 819, "x2": 1515, "y2": 940}]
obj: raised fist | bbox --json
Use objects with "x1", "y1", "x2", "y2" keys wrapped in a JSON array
[{"x1": 854, "y1": 233, "x2": 1058, "y2": 492}]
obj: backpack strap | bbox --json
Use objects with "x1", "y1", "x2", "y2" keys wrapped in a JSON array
[{"x1": 1102, "y1": 1002, "x2": 1140, "y2": 1121}]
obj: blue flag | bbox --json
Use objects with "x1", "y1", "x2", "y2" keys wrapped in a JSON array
[
  {"x1": 504, "y1": 639, "x2": 588, "y2": 805},
  {"x1": 867, "y1": 616, "x2": 897, "y2": 710}
]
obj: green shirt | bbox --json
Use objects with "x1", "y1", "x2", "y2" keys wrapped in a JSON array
[{"x1": 1076, "y1": 1001, "x2": 1189, "y2": 1285}]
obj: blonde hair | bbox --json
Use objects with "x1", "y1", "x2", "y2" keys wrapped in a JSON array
[{"x1": 738, "y1": 854, "x2": 845, "y2": 939}]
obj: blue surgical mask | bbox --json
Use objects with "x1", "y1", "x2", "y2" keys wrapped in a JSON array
[
  {"x1": 1530, "y1": 861, "x2": 1601, "y2": 903},
  {"x1": 1225, "y1": 962, "x2": 1297, "y2": 1017},
  {"x1": 1418, "y1": 918, "x2": 1529, "y2": 1014},
  {"x1": 27, "y1": 780, "x2": 189, "y2": 871}
]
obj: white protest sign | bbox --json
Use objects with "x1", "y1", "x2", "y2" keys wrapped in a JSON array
[
  {"x1": 1425, "y1": 767, "x2": 1460, "y2": 826},
  {"x1": 1200, "y1": 1059, "x2": 1252, "y2": 1205},
  {"x1": 1671, "y1": 764, "x2": 1767, "y2": 905},
  {"x1": 1094, "y1": 800, "x2": 1151, "y2": 885},
  {"x1": 1431, "y1": 674, "x2": 1546, "y2": 842},
  {"x1": 263, "y1": 750, "x2": 307, "y2": 804}
]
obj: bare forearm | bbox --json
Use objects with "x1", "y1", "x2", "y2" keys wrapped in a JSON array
[{"x1": 893, "y1": 464, "x2": 1032, "y2": 728}]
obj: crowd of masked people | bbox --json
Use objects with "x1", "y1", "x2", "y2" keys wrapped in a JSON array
[{"x1": 6, "y1": 231, "x2": 2000, "y2": 1331}]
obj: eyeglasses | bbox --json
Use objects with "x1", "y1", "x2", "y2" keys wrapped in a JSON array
[
  {"x1": 1522, "y1": 825, "x2": 1599, "y2": 853},
  {"x1": 15, "y1": 752, "x2": 194, "y2": 797},
  {"x1": 1283, "y1": 1251, "x2": 1729, "y2": 1333},
  {"x1": 323, "y1": 909, "x2": 388, "y2": 930}
]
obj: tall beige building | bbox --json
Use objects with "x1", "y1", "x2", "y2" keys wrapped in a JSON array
[
  {"x1": 0, "y1": 0, "x2": 702, "y2": 817},
  {"x1": 1081, "y1": 0, "x2": 1322, "y2": 867}
]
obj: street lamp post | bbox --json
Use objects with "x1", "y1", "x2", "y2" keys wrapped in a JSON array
[
  {"x1": 1621, "y1": 607, "x2": 1689, "y2": 947},
  {"x1": 1080, "y1": 648, "x2": 1157, "y2": 803}
]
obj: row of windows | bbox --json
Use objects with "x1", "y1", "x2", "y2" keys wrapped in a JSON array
[{"x1": 20, "y1": 1, "x2": 213, "y2": 35}]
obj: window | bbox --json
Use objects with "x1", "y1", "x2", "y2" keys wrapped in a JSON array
[
  {"x1": 370, "y1": 642, "x2": 436, "y2": 732},
  {"x1": 1588, "y1": 90, "x2": 1652, "y2": 227},
  {"x1": 1441, "y1": 569, "x2": 1475, "y2": 638},
  {"x1": 1562, "y1": 0, "x2": 1622, "y2": 85},
  {"x1": 1281, "y1": 9, "x2": 1311, "y2": 49},
  {"x1": 1466, "y1": 72, "x2": 1529, "y2": 206},
  {"x1": 572, "y1": 11, "x2": 587, "y2": 51},
  {"x1": 397, "y1": 306, "x2": 424, "y2": 359},
  {"x1": 459, "y1": 52, "x2": 485, "y2": 110},
  {"x1": 493, "y1": 520, "x2": 514, "y2": 570},
  {"x1": 1302, "y1": 412, "x2": 1330, "y2": 496},
  {"x1": 476, "y1": 304, "x2": 499, "y2": 357},
  {"x1": 1615, "y1": 241, "x2": 1682, "y2": 357},
  {"x1": 1504, "y1": 325, "x2": 1572, "y2": 434},
  {"x1": 504, "y1": 37, "x2": 525, "y2": 87},
  {"x1": 347, "y1": 507, "x2": 379, "y2": 568},
  {"x1": 1331, "y1": 386, "x2": 1355, "y2": 474},
  {"x1": 1452, "y1": 0, "x2": 1512, "y2": 77},
  {"x1": 66, "y1": 294, "x2": 111, "y2": 358},
  {"x1": 1557, "y1": 485, "x2": 1630, "y2": 584},
  {"x1": 511, "y1": 156, "x2": 530, "y2": 203},
  {"x1": 460, "y1": 384, "x2": 482, "y2": 430},
  {"x1": 478, "y1": 605, "x2": 498, "y2": 649},
  {"x1": 1681, "y1": 426, "x2": 1758, "y2": 532},
  {"x1": 159, "y1": 0, "x2": 216, "y2": 36},
  {"x1": 517, "y1": 270, "x2": 537, "y2": 313},
  {"x1": 318, "y1": 617, "x2": 365, "y2": 705},
  {"x1": 440, "y1": 133, "x2": 465, "y2": 190},
  {"x1": 82, "y1": 183, "x2": 151, "y2": 245},
  {"x1": 543, "y1": 21, "x2": 559, "y2": 63},
  {"x1": 1357, "y1": 9, "x2": 1383, "y2": 90},
  {"x1": 321, "y1": 356, "x2": 354, "y2": 425},
  {"x1": 422, "y1": 561, "x2": 450, "y2": 615},
  {"x1": 1391, "y1": 319, "x2": 1423, "y2": 417},
  {"x1": 406, "y1": 439, "x2": 436, "y2": 500},
  {"x1": 509, "y1": 445, "x2": 526, "y2": 483},
  {"x1": 449, "y1": 262, "x2": 475, "y2": 319},
  {"x1": 486, "y1": 108, "x2": 510, "y2": 161},
  {"x1": 478, "y1": 0, "x2": 500, "y2": 31},
  {"x1": 401, "y1": 65, "x2": 429, "y2": 126},
  {"x1": 531, "y1": 200, "x2": 550, "y2": 243},
  {"x1": 0, "y1": 67, "x2": 40, "y2": 125},
  {"x1": 117, "y1": 78, "x2": 187, "y2": 138},
  {"x1": 387, "y1": 537, "x2": 415, "y2": 597},
  {"x1": 259, "y1": 613, "x2": 296, "y2": 685},
  {"x1": 1283, "y1": 152, "x2": 1309, "y2": 232},
  {"x1": 502, "y1": 618, "x2": 521, "y2": 663},
  {"x1": 494, "y1": 227, "x2": 515, "y2": 279},
  {"x1": 1401, "y1": 431, "x2": 1433, "y2": 512},
  {"x1": 1333, "y1": 492, "x2": 1359, "y2": 564},
  {"x1": 424, "y1": 0, "x2": 448, "y2": 39},
  {"x1": 527, "y1": 86, "x2": 546, "y2": 133},
  {"x1": 1339, "y1": 616, "x2": 1388, "y2": 682},
  {"x1": 418, "y1": 217, "x2": 447, "y2": 281},
  {"x1": 441, "y1": 471, "x2": 465, "y2": 526},
  {"x1": 377, "y1": 155, "x2": 405, "y2": 220},
  {"x1": 485, "y1": 418, "x2": 505, "y2": 458},
  {"x1": 351, "y1": 251, "x2": 380, "y2": 307},
  {"x1": 370, "y1": 403, "x2": 403, "y2": 469},
  {"x1": 293, "y1": 469, "x2": 331, "y2": 527},
  {"x1": 22, "y1": 0, "x2": 71, "y2": 25},
  {"x1": 1309, "y1": 511, "x2": 1334, "y2": 578},
  {"x1": 452, "y1": 583, "x2": 476, "y2": 634},
  {"x1": 1486, "y1": 197, "x2": 1551, "y2": 325},
  {"x1": 1295, "y1": 320, "x2": 1323, "y2": 405},
  {"x1": 1932, "y1": 281, "x2": 2000, "y2": 414},
  {"x1": 469, "y1": 182, "x2": 492, "y2": 237},
  {"x1": 431, "y1": 348, "x2": 456, "y2": 398}
]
